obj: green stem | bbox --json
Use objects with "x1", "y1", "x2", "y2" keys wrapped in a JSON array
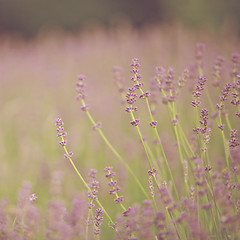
[
  {"x1": 140, "y1": 86, "x2": 178, "y2": 200},
  {"x1": 62, "y1": 142, "x2": 114, "y2": 225},
  {"x1": 81, "y1": 99, "x2": 150, "y2": 200},
  {"x1": 85, "y1": 208, "x2": 93, "y2": 240},
  {"x1": 218, "y1": 109, "x2": 230, "y2": 169}
]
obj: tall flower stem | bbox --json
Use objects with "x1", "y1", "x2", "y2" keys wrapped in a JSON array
[
  {"x1": 129, "y1": 58, "x2": 179, "y2": 200},
  {"x1": 76, "y1": 76, "x2": 150, "y2": 200},
  {"x1": 84, "y1": 108, "x2": 149, "y2": 200},
  {"x1": 217, "y1": 109, "x2": 230, "y2": 168},
  {"x1": 64, "y1": 145, "x2": 113, "y2": 225},
  {"x1": 56, "y1": 118, "x2": 114, "y2": 225}
]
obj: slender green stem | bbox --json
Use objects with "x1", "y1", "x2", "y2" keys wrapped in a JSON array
[
  {"x1": 80, "y1": 99, "x2": 150, "y2": 200},
  {"x1": 217, "y1": 109, "x2": 230, "y2": 168},
  {"x1": 137, "y1": 82, "x2": 179, "y2": 199},
  {"x1": 85, "y1": 208, "x2": 93, "y2": 240},
  {"x1": 225, "y1": 114, "x2": 232, "y2": 131},
  {"x1": 128, "y1": 111, "x2": 160, "y2": 211},
  {"x1": 178, "y1": 125, "x2": 195, "y2": 156},
  {"x1": 61, "y1": 141, "x2": 114, "y2": 225},
  {"x1": 107, "y1": 172, "x2": 127, "y2": 212}
]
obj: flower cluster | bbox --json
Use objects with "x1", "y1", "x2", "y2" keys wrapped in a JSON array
[
  {"x1": 125, "y1": 106, "x2": 137, "y2": 112},
  {"x1": 92, "y1": 121, "x2": 102, "y2": 130},
  {"x1": 231, "y1": 53, "x2": 240, "y2": 79},
  {"x1": 154, "y1": 66, "x2": 179, "y2": 103},
  {"x1": 193, "y1": 108, "x2": 212, "y2": 151},
  {"x1": 130, "y1": 58, "x2": 142, "y2": 82},
  {"x1": 229, "y1": 129, "x2": 240, "y2": 148},
  {"x1": 87, "y1": 169, "x2": 99, "y2": 209},
  {"x1": 154, "y1": 66, "x2": 166, "y2": 91},
  {"x1": 158, "y1": 181, "x2": 177, "y2": 213},
  {"x1": 148, "y1": 172, "x2": 154, "y2": 197},
  {"x1": 104, "y1": 166, "x2": 123, "y2": 203},
  {"x1": 29, "y1": 193, "x2": 38, "y2": 201},
  {"x1": 56, "y1": 118, "x2": 67, "y2": 147},
  {"x1": 216, "y1": 83, "x2": 232, "y2": 114},
  {"x1": 113, "y1": 66, "x2": 126, "y2": 93},
  {"x1": 115, "y1": 200, "x2": 178, "y2": 240},
  {"x1": 194, "y1": 159, "x2": 211, "y2": 209},
  {"x1": 126, "y1": 90, "x2": 137, "y2": 105},
  {"x1": 193, "y1": 108, "x2": 209, "y2": 134},
  {"x1": 195, "y1": 43, "x2": 206, "y2": 71},
  {"x1": 54, "y1": 42, "x2": 240, "y2": 240},
  {"x1": 113, "y1": 66, "x2": 126, "y2": 104},
  {"x1": 212, "y1": 56, "x2": 224, "y2": 87},
  {"x1": 124, "y1": 59, "x2": 143, "y2": 126},
  {"x1": 85, "y1": 169, "x2": 104, "y2": 236},
  {"x1": 191, "y1": 76, "x2": 207, "y2": 107},
  {"x1": 76, "y1": 75, "x2": 89, "y2": 111},
  {"x1": 76, "y1": 75, "x2": 87, "y2": 100},
  {"x1": 165, "y1": 67, "x2": 176, "y2": 94},
  {"x1": 149, "y1": 120, "x2": 158, "y2": 128},
  {"x1": 130, "y1": 119, "x2": 140, "y2": 126},
  {"x1": 178, "y1": 68, "x2": 189, "y2": 88},
  {"x1": 211, "y1": 171, "x2": 239, "y2": 232},
  {"x1": 231, "y1": 75, "x2": 240, "y2": 117},
  {"x1": 94, "y1": 208, "x2": 104, "y2": 235},
  {"x1": 56, "y1": 118, "x2": 74, "y2": 159}
]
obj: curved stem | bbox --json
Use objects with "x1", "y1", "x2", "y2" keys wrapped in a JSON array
[{"x1": 81, "y1": 99, "x2": 150, "y2": 199}]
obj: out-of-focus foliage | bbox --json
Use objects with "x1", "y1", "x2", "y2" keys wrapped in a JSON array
[
  {"x1": 0, "y1": 0, "x2": 239, "y2": 36},
  {"x1": 0, "y1": 0, "x2": 163, "y2": 36},
  {"x1": 163, "y1": 0, "x2": 240, "y2": 33}
]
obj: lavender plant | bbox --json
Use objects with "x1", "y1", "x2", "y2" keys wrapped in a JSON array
[
  {"x1": 1, "y1": 33, "x2": 240, "y2": 240},
  {"x1": 55, "y1": 43, "x2": 240, "y2": 239}
]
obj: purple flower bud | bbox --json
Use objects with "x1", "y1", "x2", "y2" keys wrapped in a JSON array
[
  {"x1": 114, "y1": 196, "x2": 123, "y2": 203},
  {"x1": 76, "y1": 81, "x2": 86, "y2": 88},
  {"x1": 109, "y1": 186, "x2": 120, "y2": 194},
  {"x1": 171, "y1": 119, "x2": 178, "y2": 125},
  {"x1": 88, "y1": 202, "x2": 95, "y2": 209},
  {"x1": 29, "y1": 193, "x2": 38, "y2": 201},
  {"x1": 128, "y1": 87, "x2": 136, "y2": 92},
  {"x1": 105, "y1": 172, "x2": 116, "y2": 178},
  {"x1": 92, "y1": 122, "x2": 102, "y2": 130},
  {"x1": 81, "y1": 104, "x2": 89, "y2": 111},
  {"x1": 108, "y1": 180, "x2": 117, "y2": 186},
  {"x1": 122, "y1": 207, "x2": 132, "y2": 216},
  {"x1": 131, "y1": 69, "x2": 139, "y2": 74},
  {"x1": 104, "y1": 166, "x2": 113, "y2": 172},
  {"x1": 56, "y1": 127, "x2": 64, "y2": 132},
  {"x1": 191, "y1": 100, "x2": 201, "y2": 107},
  {"x1": 94, "y1": 228, "x2": 101, "y2": 235},
  {"x1": 126, "y1": 98, "x2": 137, "y2": 104},
  {"x1": 148, "y1": 170, "x2": 153, "y2": 175},
  {"x1": 216, "y1": 103, "x2": 224, "y2": 110},
  {"x1": 218, "y1": 125, "x2": 224, "y2": 130},
  {"x1": 96, "y1": 208, "x2": 104, "y2": 215},
  {"x1": 125, "y1": 107, "x2": 138, "y2": 112},
  {"x1": 59, "y1": 140, "x2": 67, "y2": 146},
  {"x1": 134, "y1": 82, "x2": 144, "y2": 89},
  {"x1": 77, "y1": 74, "x2": 86, "y2": 80},
  {"x1": 56, "y1": 118, "x2": 64, "y2": 126},
  {"x1": 150, "y1": 121, "x2": 158, "y2": 128},
  {"x1": 88, "y1": 169, "x2": 97, "y2": 178},
  {"x1": 130, "y1": 119, "x2": 140, "y2": 126}
]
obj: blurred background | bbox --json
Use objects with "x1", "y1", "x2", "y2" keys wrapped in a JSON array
[{"x1": 0, "y1": 0, "x2": 240, "y2": 37}]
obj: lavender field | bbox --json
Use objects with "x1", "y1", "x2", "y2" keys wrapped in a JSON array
[{"x1": 0, "y1": 25, "x2": 240, "y2": 239}]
